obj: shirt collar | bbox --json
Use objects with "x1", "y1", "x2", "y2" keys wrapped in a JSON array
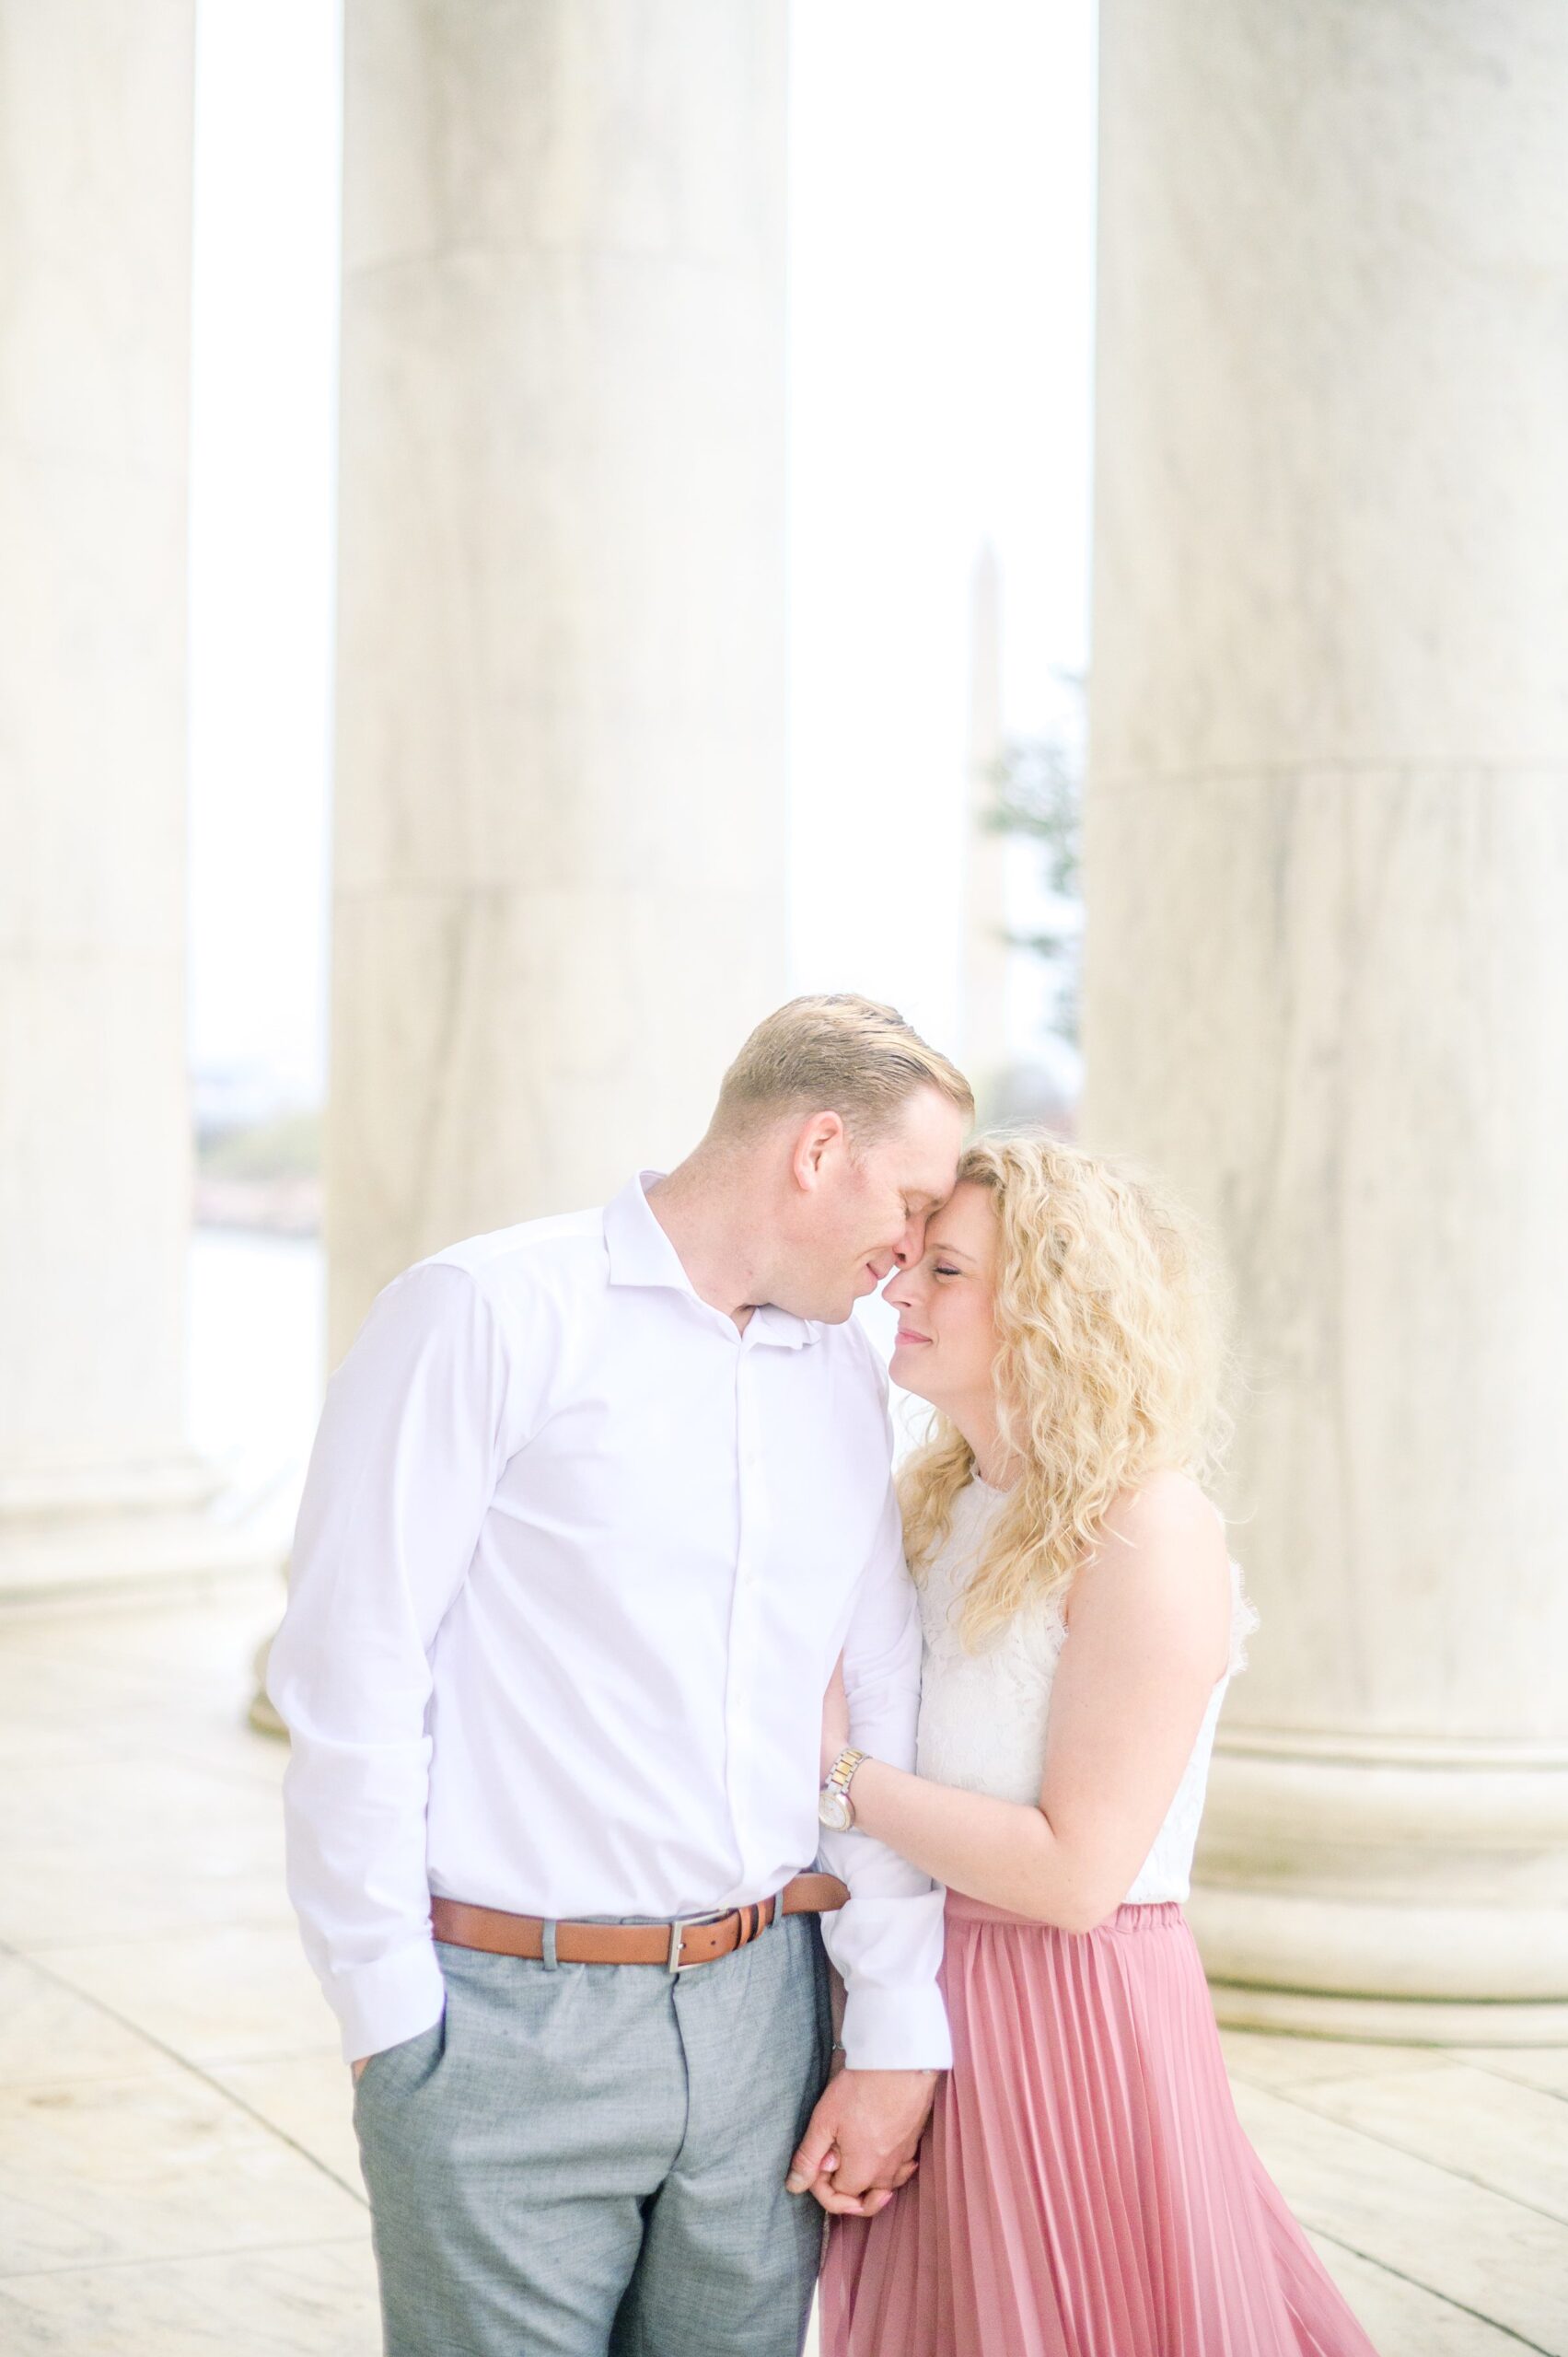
[{"x1": 602, "y1": 1173, "x2": 819, "y2": 1350}]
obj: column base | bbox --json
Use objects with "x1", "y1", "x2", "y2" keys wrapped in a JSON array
[
  {"x1": 1207, "y1": 1977, "x2": 1568, "y2": 2046},
  {"x1": 0, "y1": 1478, "x2": 285, "y2": 1603},
  {"x1": 1190, "y1": 1736, "x2": 1568, "y2": 2048},
  {"x1": 249, "y1": 1627, "x2": 286, "y2": 1737}
]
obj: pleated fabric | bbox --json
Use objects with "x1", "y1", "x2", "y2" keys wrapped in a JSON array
[{"x1": 820, "y1": 1895, "x2": 1379, "y2": 2357}]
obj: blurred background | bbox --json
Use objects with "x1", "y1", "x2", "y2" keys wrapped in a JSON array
[{"x1": 4, "y1": 3, "x2": 1568, "y2": 2351}]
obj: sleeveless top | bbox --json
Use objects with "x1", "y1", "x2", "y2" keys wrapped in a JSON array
[{"x1": 914, "y1": 1479, "x2": 1257, "y2": 1905}]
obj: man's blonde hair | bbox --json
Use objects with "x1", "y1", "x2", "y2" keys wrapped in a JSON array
[{"x1": 711, "y1": 994, "x2": 973, "y2": 1144}]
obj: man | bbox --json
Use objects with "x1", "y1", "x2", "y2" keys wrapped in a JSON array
[{"x1": 269, "y1": 993, "x2": 972, "y2": 2356}]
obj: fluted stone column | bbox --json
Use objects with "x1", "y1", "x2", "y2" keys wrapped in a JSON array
[
  {"x1": 328, "y1": 1, "x2": 789, "y2": 1353},
  {"x1": 1083, "y1": 0, "x2": 1568, "y2": 2038},
  {"x1": 0, "y1": 4, "x2": 262, "y2": 1597}
]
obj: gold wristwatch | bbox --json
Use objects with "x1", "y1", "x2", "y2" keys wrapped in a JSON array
[{"x1": 818, "y1": 1747, "x2": 867, "y2": 1832}]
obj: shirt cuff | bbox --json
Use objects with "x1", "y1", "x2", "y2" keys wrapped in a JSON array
[
  {"x1": 839, "y1": 1977, "x2": 953, "y2": 2072},
  {"x1": 328, "y1": 1937, "x2": 447, "y2": 2064}
]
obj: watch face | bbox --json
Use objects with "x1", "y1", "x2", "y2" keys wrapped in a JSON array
[{"x1": 818, "y1": 1787, "x2": 852, "y2": 1833}]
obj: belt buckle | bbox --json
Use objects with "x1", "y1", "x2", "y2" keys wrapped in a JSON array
[{"x1": 666, "y1": 1909, "x2": 729, "y2": 1974}]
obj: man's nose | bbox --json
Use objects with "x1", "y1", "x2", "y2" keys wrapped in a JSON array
[{"x1": 889, "y1": 1213, "x2": 928, "y2": 1270}]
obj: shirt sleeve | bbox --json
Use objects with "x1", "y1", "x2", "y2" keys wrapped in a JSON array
[
  {"x1": 818, "y1": 1459, "x2": 953, "y2": 2073},
  {"x1": 266, "y1": 1260, "x2": 513, "y2": 2063}
]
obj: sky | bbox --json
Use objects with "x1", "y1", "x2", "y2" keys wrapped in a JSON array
[{"x1": 185, "y1": 0, "x2": 1098, "y2": 1116}]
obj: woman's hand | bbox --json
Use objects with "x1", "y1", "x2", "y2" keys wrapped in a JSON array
[{"x1": 820, "y1": 1653, "x2": 851, "y2": 1781}]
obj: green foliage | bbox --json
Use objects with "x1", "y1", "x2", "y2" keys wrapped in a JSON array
[{"x1": 197, "y1": 1108, "x2": 323, "y2": 1181}]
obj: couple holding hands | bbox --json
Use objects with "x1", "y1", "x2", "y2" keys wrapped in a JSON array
[{"x1": 271, "y1": 994, "x2": 1376, "y2": 2356}]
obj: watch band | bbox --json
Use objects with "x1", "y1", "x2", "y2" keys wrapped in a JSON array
[{"x1": 825, "y1": 1746, "x2": 866, "y2": 1805}]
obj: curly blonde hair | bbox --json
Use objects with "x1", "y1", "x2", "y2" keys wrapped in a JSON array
[{"x1": 899, "y1": 1132, "x2": 1232, "y2": 1645}]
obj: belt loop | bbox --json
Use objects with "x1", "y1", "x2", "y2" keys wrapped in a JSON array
[{"x1": 540, "y1": 1918, "x2": 559, "y2": 1972}]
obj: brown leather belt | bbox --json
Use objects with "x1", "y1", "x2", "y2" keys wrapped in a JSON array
[{"x1": 430, "y1": 1871, "x2": 849, "y2": 1973}]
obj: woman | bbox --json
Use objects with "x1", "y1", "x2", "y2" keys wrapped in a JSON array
[{"x1": 816, "y1": 1134, "x2": 1377, "y2": 2357}]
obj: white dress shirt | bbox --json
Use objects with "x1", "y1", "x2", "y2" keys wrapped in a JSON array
[{"x1": 269, "y1": 1173, "x2": 950, "y2": 2072}]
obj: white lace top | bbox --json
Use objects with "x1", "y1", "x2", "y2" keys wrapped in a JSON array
[{"x1": 914, "y1": 1479, "x2": 1257, "y2": 1906}]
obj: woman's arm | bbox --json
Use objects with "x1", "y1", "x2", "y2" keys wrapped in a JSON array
[{"x1": 841, "y1": 1472, "x2": 1232, "y2": 1932}]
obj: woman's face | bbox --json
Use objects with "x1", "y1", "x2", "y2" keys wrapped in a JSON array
[{"x1": 884, "y1": 1178, "x2": 1001, "y2": 1414}]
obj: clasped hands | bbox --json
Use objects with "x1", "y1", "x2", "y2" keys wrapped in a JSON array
[{"x1": 785, "y1": 2061, "x2": 937, "y2": 2218}]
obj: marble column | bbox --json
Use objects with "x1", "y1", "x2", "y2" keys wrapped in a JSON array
[
  {"x1": 1083, "y1": 0, "x2": 1568, "y2": 2038},
  {"x1": 328, "y1": 1, "x2": 789, "y2": 1353},
  {"x1": 0, "y1": 4, "x2": 258, "y2": 1596}
]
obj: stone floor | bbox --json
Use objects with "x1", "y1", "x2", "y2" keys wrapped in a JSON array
[{"x1": 3, "y1": 1573, "x2": 1566, "y2": 2355}]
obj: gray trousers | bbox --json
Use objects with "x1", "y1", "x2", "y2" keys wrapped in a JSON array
[{"x1": 354, "y1": 1913, "x2": 832, "y2": 2357}]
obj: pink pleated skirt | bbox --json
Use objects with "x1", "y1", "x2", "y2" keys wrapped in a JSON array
[{"x1": 820, "y1": 1894, "x2": 1379, "y2": 2357}]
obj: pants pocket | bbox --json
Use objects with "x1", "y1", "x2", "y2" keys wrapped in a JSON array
[{"x1": 353, "y1": 2008, "x2": 447, "y2": 2127}]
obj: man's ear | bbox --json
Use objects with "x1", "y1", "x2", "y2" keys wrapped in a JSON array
[{"x1": 791, "y1": 1109, "x2": 845, "y2": 1190}]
